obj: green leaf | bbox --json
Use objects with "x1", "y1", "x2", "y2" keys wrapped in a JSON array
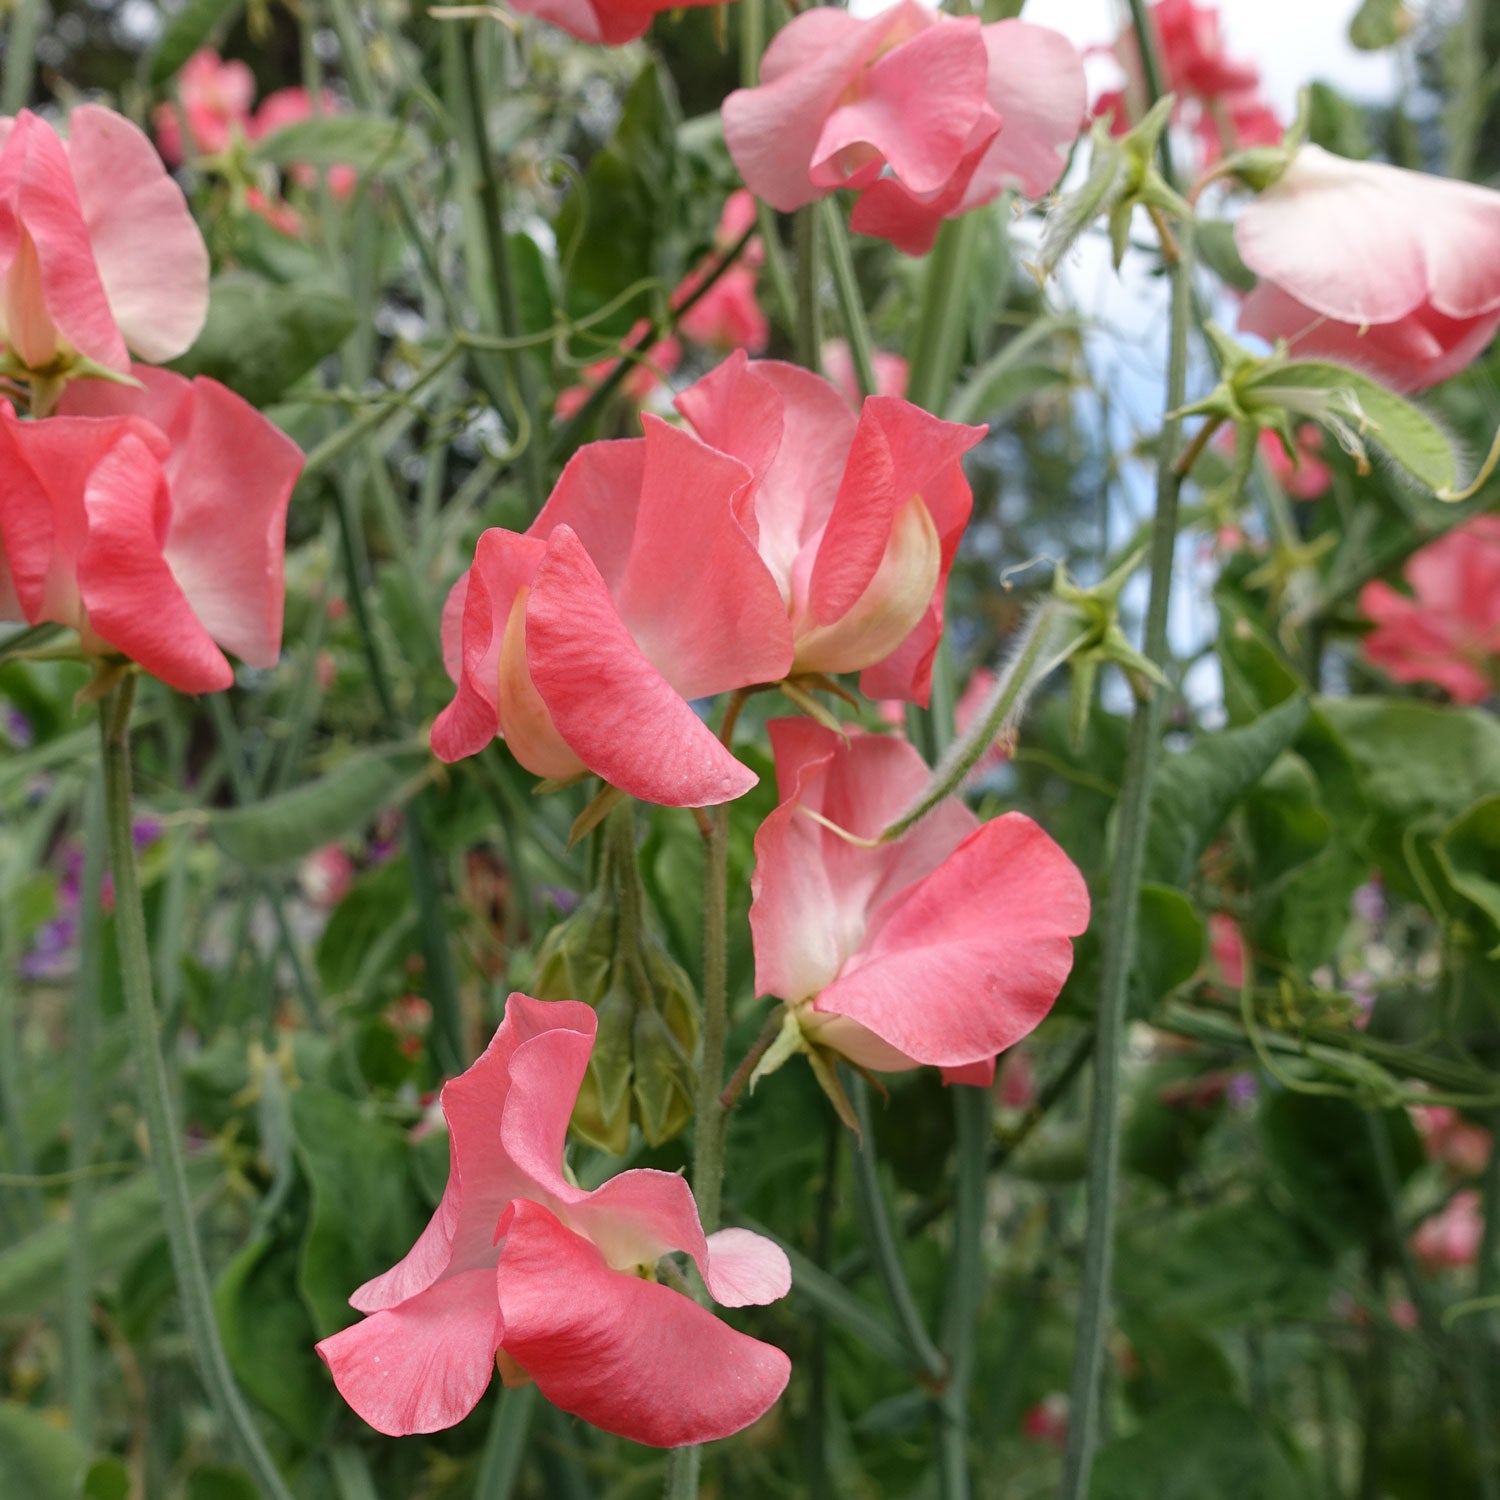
[
  {"x1": 1091, "y1": 1396, "x2": 1311, "y2": 1500},
  {"x1": 315, "y1": 858, "x2": 420, "y2": 998},
  {"x1": 148, "y1": 0, "x2": 243, "y2": 85},
  {"x1": 1142, "y1": 695, "x2": 1310, "y2": 887},
  {"x1": 215, "y1": 1235, "x2": 335, "y2": 1444},
  {"x1": 1244, "y1": 361, "x2": 1459, "y2": 493},
  {"x1": 0, "y1": 1158, "x2": 218, "y2": 1318},
  {"x1": 253, "y1": 115, "x2": 426, "y2": 176},
  {"x1": 81, "y1": 1458, "x2": 132, "y2": 1500},
  {"x1": 185, "y1": 1466, "x2": 261, "y2": 1500},
  {"x1": 1244, "y1": 755, "x2": 1331, "y2": 885},
  {"x1": 1196, "y1": 219, "x2": 1257, "y2": 293},
  {"x1": 290, "y1": 1086, "x2": 429, "y2": 1337},
  {"x1": 1436, "y1": 795, "x2": 1500, "y2": 952},
  {"x1": 209, "y1": 747, "x2": 427, "y2": 868},
  {"x1": 556, "y1": 62, "x2": 681, "y2": 339},
  {"x1": 0, "y1": 1402, "x2": 85, "y2": 1500},
  {"x1": 1261, "y1": 1093, "x2": 1421, "y2": 1250},
  {"x1": 1349, "y1": 0, "x2": 1413, "y2": 50},
  {"x1": 171, "y1": 275, "x2": 358, "y2": 407},
  {"x1": 1130, "y1": 884, "x2": 1206, "y2": 1015},
  {"x1": 945, "y1": 316, "x2": 1079, "y2": 424}
]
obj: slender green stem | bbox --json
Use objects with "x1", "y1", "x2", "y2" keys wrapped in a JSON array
[
  {"x1": 794, "y1": 206, "x2": 824, "y2": 372},
  {"x1": 456, "y1": 29, "x2": 546, "y2": 512},
  {"x1": 1446, "y1": 0, "x2": 1491, "y2": 180},
  {"x1": 936, "y1": 1086, "x2": 990, "y2": 1499},
  {"x1": 848, "y1": 1076, "x2": 947, "y2": 1382},
  {"x1": 0, "y1": 0, "x2": 41, "y2": 115},
  {"x1": 665, "y1": 805, "x2": 731, "y2": 1500},
  {"x1": 66, "y1": 772, "x2": 106, "y2": 1442},
  {"x1": 476, "y1": 1384, "x2": 537, "y2": 1498},
  {"x1": 905, "y1": 215, "x2": 981, "y2": 415},
  {"x1": 1125, "y1": 0, "x2": 1180, "y2": 187},
  {"x1": 806, "y1": 1114, "x2": 841, "y2": 1496},
  {"x1": 1058, "y1": 223, "x2": 1195, "y2": 1500},
  {"x1": 819, "y1": 199, "x2": 878, "y2": 400},
  {"x1": 99, "y1": 677, "x2": 293, "y2": 1500}
]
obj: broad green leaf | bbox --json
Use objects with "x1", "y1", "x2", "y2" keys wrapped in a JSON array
[
  {"x1": 81, "y1": 1458, "x2": 131, "y2": 1500},
  {"x1": 1142, "y1": 695, "x2": 1310, "y2": 887},
  {"x1": 1436, "y1": 795, "x2": 1500, "y2": 952},
  {"x1": 209, "y1": 747, "x2": 427, "y2": 867},
  {"x1": 0, "y1": 1158, "x2": 218, "y2": 1318},
  {"x1": 215, "y1": 1235, "x2": 334, "y2": 1444},
  {"x1": 1196, "y1": 219, "x2": 1256, "y2": 292},
  {"x1": 148, "y1": 0, "x2": 243, "y2": 85},
  {"x1": 185, "y1": 1467, "x2": 261, "y2": 1500},
  {"x1": 1349, "y1": 0, "x2": 1413, "y2": 50},
  {"x1": 1244, "y1": 361, "x2": 1458, "y2": 493},
  {"x1": 0, "y1": 1402, "x2": 85, "y2": 1500},
  {"x1": 1306, "y1": 81, "x2": 1373, "y2": 159},
  {"x1": 253, "y1": 115, "x2": 427, "y2": 175},
  {"x1": 556, "y1": 62, "x2": 681, "y2": 339},
  {"x1": 1261, "y1": 1093, "x2": 1421, "y2": 1250},
  {"x1": 1244, "y1": 755, "x2": 1331, "y2": 885},
  {"x1": 946, "y1": 317, "x2": 1079, "y2": 424},
  {"x1": 290, "y1": 1086, "x2": 429, "y2": 1337},
  {"x1": 171, "y1": 275, "x2": 358, "y2": 407},
  {"x1": 1091, "y1": 1396, "x2": 1311, "y2": 1500},
  {"x1": 1253, "y1": 837, "x2": 1368, "y2": 973},
  {"x1": 315, "y1": 858, "x2": 420, "y2": 998},
  {"x1": 1130, "y1": 884, "x2": 1206, "y2": 1015}
]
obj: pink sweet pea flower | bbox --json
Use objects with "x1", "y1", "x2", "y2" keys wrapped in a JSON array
[
  {"x1": 1358, "y1": 515, "x2": 1500, "y2": 704},
  {"x1": 152, "y1": 49, "x2": 256, "y2": 165},
  {"x1": 723, "y1": 3, "x2": 1085, "y2": 256},
  {"x1": 1236, "y1": 146, "x2": 1500, "y2": 392},
  {"x1": 511, "y1": 0, "x2": 716, "y2": 45},
  {"x1": 1258, "y1": 424, "x2": 1330, "y2": 500},
  {"x1": 1150, "y1": 0, "x2": 1258, "y2": 101},
  {"x1": 433, "y1": 414, "x2": 792, "y2": 806},
  {"x1": 674, "y1": 191, "x2": 769, "y2": 354},
  {"x1": 821, "y1": 339, "x2": 910, "y2": 407},
  {"x1": 1206, "y1": 912, "x2": 1246, "y2": 989},
  {"x1": 1412, "y1": 1105, "x2": 1493, "y2": 1180},
  {"x1": 676, "y1": 353, "x2": 985, "y2": 705},
  {"x1": 0, "y1": 367, "x2": 301, "y2": 693},
  {"x1": 0, "y1": 106, "x2": 209, "y2": 375},
  {"x1": 316, "y1": 993, "x2": 791, "y2": 1442},
  {"x1": 749, "y1": 720, "x2": 1089, "y2": 1084},
  {"x1": 1412, "y1": 1190, "x2": 1483, "y2": 1273}
]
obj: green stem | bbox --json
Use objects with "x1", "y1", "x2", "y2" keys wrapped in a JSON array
[
  {"x1": 0, "y1": 0, "x2": 41, "y2": 115},
  {"x1": 1125, "y1": 0, "x2": 1180, "y2": 187},
  {"x1": 905, "y1": 215, "x2": 982, "y2": 415},
  {"x1": 806, "y1": 1114, "x2": 841, "y2": 1495},
  {"x1": 819, "y1": 199, "x2": 878, "y2": 399},
  {"x1": 1057, "y1": 223, "x2": 1195, "y2": 1500},
  {"x1": 476, "y1": 1384, "x2": 537, "y2": 1498},
  {"x1": 1446, "y1": 0, "x2": 1491, "y2": 180},
  {"x1": 456, "y1": 29, "x2": 546, "y2": 512},
  {"x1": 99, "y1": 677, "x2": 294, "y2": 1500},
  {"x1": 795, "y1": 206, "x2": 824, "y2": 372},
  {"x1": 848, "y1": 1076, "x2": 947, "y2": 1382},
  {"x1": 66, "y1": 772, "x2": 106, "y2": 1442},
  {"x1": 936, "y1": 1086, "x2": 990, "y2": 1499}
]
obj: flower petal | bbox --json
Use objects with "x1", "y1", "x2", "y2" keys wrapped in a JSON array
[
  {"x1": 495, "y1": 1200, "x2": 790, "y2": 1447},
  {"x1": 316, "y1": 1268, "x2": 501, "y2": 1437}
]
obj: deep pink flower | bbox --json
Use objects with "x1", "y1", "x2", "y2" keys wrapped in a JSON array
[
  {"x1": 316, "y1": 993, "x2": 791, "y2": 1442},
  {"x1": 0, "y1": 106, "x2": 209, "y2": 374},
  {"x1": 512, "y1": 0, "x2": 716, "y2": 44},
  {"x1": 1258, "y1": 425, "x2": 1330, "y2": 501},
  {"x1": 152, "y1": 50, "x2": 256, "y2": 164},
  {"x1": 821, "y1": 340, "x2": 910, "y2": 408},
  {"x1": 1151, "y1": 0, "x2": 1259, "y2": 101},
  {"x1": 1206, "y1": 912, "x2": 1246, "y2": 989},
  {"x1": 1359, "y1": 515, "x2": 1500, "y2": 703},
  {"x1": 433, "y1": 414, "x2": 792, "y2": 806},
  {"x1": 723, "y1": 3, "x2": 1085, "y2": 256},
  {"x1": 676, "y1": 353, "x2": 984, "y2": 705},
  {"x1": 749, "y1": 720, "x2": 1089, "y2": 1084},
  {"x1": 674, "y1": 192, "x2": 769, "y2": 354},
  {"x1": 1236, "y1": 146, "x2": 1500, "y2": 392},
  {"x1": 1412, "y1": 1190, "x2": 1482, "y2": 1272},
  {"x1": 1412, "y1": 1105, "x2": 1492, "y2": 1180},
  {"x1": 1021, "y1": 1393, "x2": 1069, "y2": 1448},
  {"x1": 0, "y1": 367, "x2": 301, "y2": 692}
]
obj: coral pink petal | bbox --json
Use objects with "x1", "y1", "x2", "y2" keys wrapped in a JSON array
[
  {"x1": 702, "y1": 1227, "x2": 793, "y2": 1307},
  {"x1": 1235, "y1": 146, "x2": 1500, "y2": 328},
  {"x1": 494, "y1": 1201, "x2": 791, "y2": 1447},
  {"x1": 615, "y1": 415, "x2": 793, "y2": 699},
  {"x1": 66, "y1": 105, "x2": 209, "y2": 363},
  {"x1": 440, "y1": 570, "x2": 468, "y2": 683},
  {"x1": 942, "y1": 1059, "x2": 997, "y2": 1087},
  {"x1": 811, "y1": 19, "x2": 994, "y2": 197},
  {"x1": 525, "y1": 527, "x2": 759, "y2": 807},
  {"x1": 814, "y1": 812, "x2": 1089, "y2": 1068},
  {"x1": 528, "y1": 439, "x2": 645, "y2": 596},
  {"x1": 0, "y1": 112, "x2": 126, "y2": 371},
  {"x1": 316, "y1": 1269, "x2": 501, "y2": 1437},
  {"x1": 75, "y1": 433, "x2": 232, "y2": 693},
  {"x1": 722, "y1": 7, "x2": 889, "y2": 212}
]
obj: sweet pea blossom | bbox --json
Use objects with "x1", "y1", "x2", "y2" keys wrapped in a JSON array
[
  {"x1": 515, "y1": 0, "x2": 716, "y2": 45},
  {"x1": 0, "y1": 106, "x2": 209, "y2": 376},
  {"x1": 0, "y1": 367, "x2": 301, "y2": 692},
  {"x1": 1359, "y1": 515, "x2": 1500, "y2": 704},
  {"x1": 433, "y1": 415, "x2": 792, "y2": 806},
  {"x1": 1236, "y1": 146, "x2": 1500, "y2": 392},
  {"x1": 317, "y1": 993, "x2": 791, "y2": 1443},
  {"x1": 749, "y1": 721, "x2": 1089, "y2": 1085},
  {"x1": 152, "y1": 49, "x2": 256, "y2": 164},
  {"x1": 822, "y1": 339, "x2": 909, "y2": 407},
  {"x1": 675, "y1": 353, "x2": 985, "y2": 704},
  {"x1": 723, "y1": 3, "x2": 1085, "y2": 255},
  {"x1": 1412, "y1": 1190, "x2": 1483, "y2": 1273},
  {"x1": 674, "y1": 191, "x2": 769, "y2": 354}
]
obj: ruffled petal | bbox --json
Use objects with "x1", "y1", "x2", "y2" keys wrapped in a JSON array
[
  {"x1": 494, "y1": 1201, "x2": 791, "y2": 1447},
  {"x1": 316, "y1": 1269, "x2": 501, "y2": 1437}
]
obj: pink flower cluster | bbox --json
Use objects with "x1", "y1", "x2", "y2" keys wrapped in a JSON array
[{"x1": 1094, "y1": 0, "x2": 1281, "y2": 167}]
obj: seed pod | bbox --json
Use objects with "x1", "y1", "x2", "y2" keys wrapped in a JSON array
[
  {"x1": 632, "y1": 1004, "x2": 696, "y2": 1148},
  {"x1": 570, "y1": 983, "x2": 636, "y2": 1155}
]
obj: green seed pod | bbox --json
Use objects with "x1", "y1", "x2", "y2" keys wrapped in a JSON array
[
  {"x1": 569, "y1": 983, "x2": 635, "y2": 1156},
  {"x1": 640, "y1": 928, "x2": 699, "y2": 1059},
  {"x1": 530, "y1": 889, "x2": 616, "y2": 1006},
  {"x1": 631, "y1": 1004, "x2": 696, "y2": 1148}
]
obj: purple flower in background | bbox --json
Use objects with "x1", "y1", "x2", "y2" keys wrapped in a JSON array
[
  {"x1": 3, "y1": 705, "x2": 33, "y2": 748},
  {"x1": 1353, "y1": 879, "x2": 1385, "y2": 929},
  {"x1": 1227, "y1": 1072, "x2": 1258, "y2": 1105}
]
